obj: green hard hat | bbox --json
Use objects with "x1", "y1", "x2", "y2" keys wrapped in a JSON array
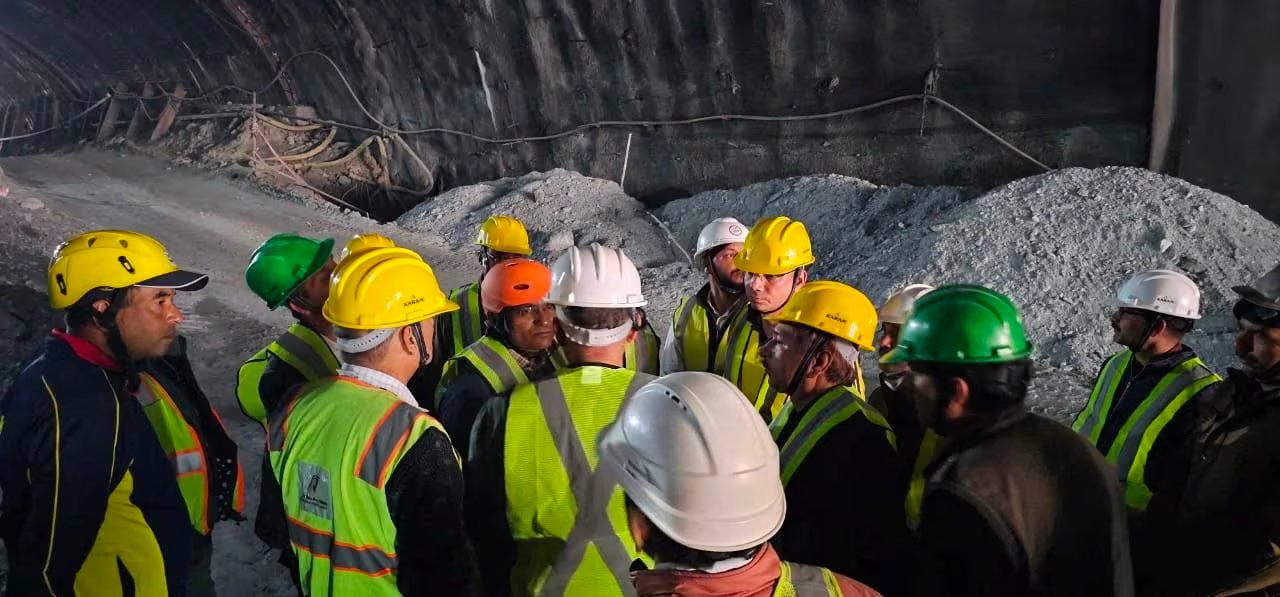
[
  {"x1": 881, "y1": 284, "x2": 1033, "y2": 365},
  {"x1": 245, "y1": 234, "x2": 335, "y2": 310}
]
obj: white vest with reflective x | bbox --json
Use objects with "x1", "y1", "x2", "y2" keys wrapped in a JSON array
[
  {"x1": 435, "y1": 335, "x2": 531, "y2": 406},
  {"x1": 236, "y1": 323, "x2": 339, "y2": 426},
  {"x1": 136, "y1": 372, "x2": 245, "y2": 535},
  {"x1": 448, "y1": 283, "x2": 485, "y2": 355},
  {"x1": 504, "y1": 366, "x2": 655, "y2": 596},
  {"x1": 1072, "y1": 349, "x2": 1221, "y2": 511},
  {"x1": 769, "y1": 386, "x2": 894, "y2": 487},
  {"x1": 267, "y1": 377, "x2": 446, "y2": 595},
  {"x1": 718, "y1": 304, "x2": 866, "y2": 424}
]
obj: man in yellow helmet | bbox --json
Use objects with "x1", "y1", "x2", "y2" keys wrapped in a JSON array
[
  {"x1": 715, "y1": 216, "x2": 820, "y2": 422},
  {"x1": 468, "y1": 243, "x2": 654, "y2": 596},
  {"x1": 443, "y1": 215, "x2": 534, "y2": 360},
  {"x1": 1, "y1": 230, "x2": 205, "y2": 595},
  {"x1": 759, "y1": 280, "x2": 913, "y2": 594},
  {"x1": 262, "y1": 246, "x2": 481, "y2": 594}
]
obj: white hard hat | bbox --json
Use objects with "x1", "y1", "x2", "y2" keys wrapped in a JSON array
[
  {"x1": 597, "y1": 372, "x2": 786, "y2": 552},
  {"x1": 1114, "y1": 269, "x2": 1202, "y2": 320},
  {"x1": 548, "y1": 243, "x2": 647, "y2": 308},
  {"x1": 693, "y1": 217, "x2": 749, "y2": 258},
  {"x1": 878, "y1": 283, "x2": 935, "y2": 325}
]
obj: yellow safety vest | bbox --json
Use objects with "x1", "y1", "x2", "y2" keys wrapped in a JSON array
[
  {"x1": 448, "y1": 283, "x2": 485, "y2": 356},
  {"x1": 435, "y1": 335, "x2": 531, "y2": 406},
  {"x1": 1072, "y1": 349, "x2": 1221, "y2": 510},
  {"x1": 769, "y1": 386, "x2": 894, "y2": 486},
  {"x1": 905, "y1": 429, "x2": 941, "y2": 529},
  {"x1": 627, "y1": 322, "x2": 661, "y2": 375},
  {"x1": 671, "y1": 293, "x2": 714, "y2": 372},
  {"x1": 718, "y1": 304, "x2": 866, "y2": 423},
  {"x1": 135, "y1": 372, "x2": 245, "y2": 535},
  {"x1": 504, "y1": 366, "x2": 655, "y2": 596},
  {"x1": 775, "y1": 561, "x2": 848, "y2": 596},
  {"x1": 268, "y1": 377, "x2": 447, "y2": 595},
  {"x1": 236, "y1": 323, "x2": 339, "y2": 426}
]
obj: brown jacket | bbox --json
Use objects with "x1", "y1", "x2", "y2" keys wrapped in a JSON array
[{"x1": 631, "y1": 544, "x2": 880, "y2": 597}]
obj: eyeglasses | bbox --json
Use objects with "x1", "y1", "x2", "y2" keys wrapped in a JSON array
[
  {"x1": 507, "y1": 303, "x2": 557, "y2": 319},
  {"x1": 743, "y1": 271, "x2": 792, "y2": 285}
]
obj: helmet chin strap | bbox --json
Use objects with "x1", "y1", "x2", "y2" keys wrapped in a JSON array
[
  {"x1": 782, "y1": 335, "x2": 830, "y2": 397},
  {"x1": 757, "y1": 270, "x2": 804, "y2": 316},
  {"x1": 706, "y1": 258, "x2": 743, "y2": 296},
  {"x1": 96, "y1": 289, "x2": 140, "y2": 391},
  {"x1": 410, "y1": 322, "x2": 432, "y2": 368}
]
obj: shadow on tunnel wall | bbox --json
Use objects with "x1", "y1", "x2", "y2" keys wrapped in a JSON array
[{"x1": 0, "y1": 0, "x2": 1159, "y2": 215}]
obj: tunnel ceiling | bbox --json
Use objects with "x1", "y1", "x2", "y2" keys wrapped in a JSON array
[{"x1": 0, "y1": 0, "x2": 1159, "y2": 204}]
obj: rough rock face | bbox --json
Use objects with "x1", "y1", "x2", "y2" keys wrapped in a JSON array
[{"x1": 0, "y1": 0, "x2": 1152, "y2": 205}]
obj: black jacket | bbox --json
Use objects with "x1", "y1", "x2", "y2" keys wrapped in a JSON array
[
  {"x1": 917, "y1": 407, "x2": 1134, "y2": 597},
  {"x1": 770, "y1": 392, "x2": 915, "y2": 595},
  {"x1": 1172, "y1": 369, "x2": 1280, "y2": 595},
  {"x1": 436, "y1": 353, "x2": 555, "y2": 462},
  {"x1": 0, "y1": 332, "x2": 192, "y2": 595}
]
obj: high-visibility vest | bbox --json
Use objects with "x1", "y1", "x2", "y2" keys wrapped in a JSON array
[
  {"x1": 671, "y1": 294, "x2": 714, "y2": 372},
  {"x1": 626, "y1": 322, "x2": 661, "y2": 375},
  {"x1": 267, "y1": 377, "x2": 446, "y2": 595},
  {"x1": 504, "y1": 366, "x2": 655, "y2": 596},
  {"x1": 435, "y1": 335, "x2": 531, "y2": 406},
  {"x1": 1072, "y1": 349, "x2": 1221, "y2": 511},
  {"x1": 718, "y1": 304, "x2": 866, "y2": 424},
  {"x1": 775, "y1": 561, "x2": 848, "y2": 596},
  {"x1": 135, "y1": 372, "x2": 246, "y2": 536},
  {"x1": 769, "y1": 386, "x2": 894, "y2": 486},
  {"x1": 905, "y1": 429, "x2": 941, "y2": 529},
  {"x1": 236, "y1": 323, "x2": 339, "y2": 426},
  {"x1": 448, "y1": 283, "x2": 485, "y2": 356}
]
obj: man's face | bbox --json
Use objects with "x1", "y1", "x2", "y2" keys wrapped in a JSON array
[
  {"x1": 300, "y1": 258, "x2": 336, "y2": 306},
  {"x1": 114, "y1": 287, "x2": 184, "y2": 359},
  {"x1": 901, "y1": 367, "x2": 945, "y2": 430},
  {"x1": 745, "y1": 269, "x2": 803, "y2": 313},
  {"x1": 1110, "y1": 308, "x2": 1151, "y2": 348},
  {"x1": 709, "y1": 243, "x2": 745, "y2": 287},
  {"x1": 877, "y1": 322, "x2": 905, "y2": 374},
  {"x1": 760, "y1": 322, "x2": 810, "y2": 391},
  {"x1": 506, "y1": 303, "x2": 558, "y2": 353},
  {"x1": 1235, "y1": 318, "x2": 1280, "y2": 377},
  {"x1": 482, "y1": 250, "x2": 523, "y2": 271}
]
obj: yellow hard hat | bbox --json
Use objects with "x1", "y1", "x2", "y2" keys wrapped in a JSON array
[
  {"x1": 339, "y1": 232, "x2": 396, "y2": 263},
  {"x1": 766, "y1": 280, "x2": 877, "y2": 351},
  {"x1": 323, "y1": 247, "x2": 458, "y2": 330},
  {"x1": 734, "y1": 216, "x2": 815, "y2": 275},
  {"x1": 476, "y1": 215, "x2": 533, "y2": 255},
  {"x1": 48, "y1": 229, "x2": 208, "y2": 310}
]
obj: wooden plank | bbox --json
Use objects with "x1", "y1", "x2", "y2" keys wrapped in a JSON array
[
  {"x1": 148, "y1": 82, "x2": 186, "y2": 142},
  {"x1": 96, "y1": 82, "x2": 129, "y2": 143},
  {"x1": 125, "y1": 83, "x2": 156, "y2": 140}
]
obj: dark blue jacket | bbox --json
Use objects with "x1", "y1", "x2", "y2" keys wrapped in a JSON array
[{"x1": 0, "y1": 331, "x2": 190, "y2": 595}]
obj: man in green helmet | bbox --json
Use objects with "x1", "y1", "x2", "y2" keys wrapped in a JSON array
[
  {"x1": 238, "y1": 233, "x2": 340, "y2": 591},
  {"x1": 886, "y1": 285, "x2": 1134, "y2": 597}
]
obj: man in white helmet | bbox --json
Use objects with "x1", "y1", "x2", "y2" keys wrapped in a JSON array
[
  {"x1": 660, "y1": 217, "x2": 749, "y2": 374},
  {"x1": 868, "y1": 284, "x2": 938, "y2": 527},
  {"x1": 1072, "y1": 269, "x2": 1221, "y2": 593},
  {"x1": 598, "y1": 372, "x2": 880, "y2": 596},
  {"x1": 468, "y1": 243, "x2": 656, "y2": 596}
]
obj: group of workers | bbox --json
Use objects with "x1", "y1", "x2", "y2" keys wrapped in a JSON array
[{"x1": 1, "y1": 211, "x2": 1279, "y2": 597}]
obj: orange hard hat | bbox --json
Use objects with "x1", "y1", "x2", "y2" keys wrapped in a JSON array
[{"x1": 481, "y1": 258, "x2": 553, "y2": 315}]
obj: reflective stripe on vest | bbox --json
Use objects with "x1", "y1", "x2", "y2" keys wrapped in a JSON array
[
  {"x1": 435, "y1": 336, "x2": 531, "y2": 407},
  {"x1": 448, "y1": 283, "x2": 484, "y2": 355},
  {"x1": 236, "y1": 323, "x2": 338, "y2": 426},
  {"x1": 505, "y1": 367, "x2": 654, "y2": 596},
  {"x1": 1072, "y1": 351, "x2": 1133, "y2": 443},
  {"x1": 770, "y1": 386, "x2": 895, "y2": 486},
  {"x1": 1109, "y1": 357, "x2": 1220, "y2": 510},
  {"x1": 718, "y1": 304, "x2": 788, "y2": 422},
  {"x1": 774, "y1": 561, "x2": 844, "y2": 596},
  {"x1": 672, "y1": 295, "x2": 713, "y2": 372},
  {"x1": 625, "y1": 323, "x2": 661, "y2": 375},
  {"x1": 137, "y1": 372, "x2": 246, "y2": 535},
  {"x1": 268, "y1": 378, "x2": 445, "y2": 593}
]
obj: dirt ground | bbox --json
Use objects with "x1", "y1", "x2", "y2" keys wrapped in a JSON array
[{"x1": 0, "y1": 149, "x2": 479, "y2": 594}]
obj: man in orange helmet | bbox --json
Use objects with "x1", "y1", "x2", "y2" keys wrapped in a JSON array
[{"x1": 434, "y1": 258, "x2": 559, "y2": 458}]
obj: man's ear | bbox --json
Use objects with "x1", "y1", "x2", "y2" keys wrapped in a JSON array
[
  {"x1": 796, "y1": 268, "x2": 810, "y2": 286},
  {"x1": 625, "y1": 503, "x2": 651, "y2": 553},
  {"x1": 944, "y1": 376, "x2": 971, "y2": 420},
  {"x1": 807, "y1": 349, "x2": 832, "y2": 382}
]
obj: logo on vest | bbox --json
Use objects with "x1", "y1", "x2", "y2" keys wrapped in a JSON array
[{"x1": 297, "y1": 461, "x2": 333, "y2": 520}]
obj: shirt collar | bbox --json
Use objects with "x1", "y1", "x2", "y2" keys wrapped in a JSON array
[
  {"x1": 51, "y1": 329, "x2": 122, "y2": 371},
  {"x1": 654, "y1": 555, "x2": 755, "y2": 574},
  {"x1": 338, "y1": 363, "x2": 419, "y2": 408}
]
